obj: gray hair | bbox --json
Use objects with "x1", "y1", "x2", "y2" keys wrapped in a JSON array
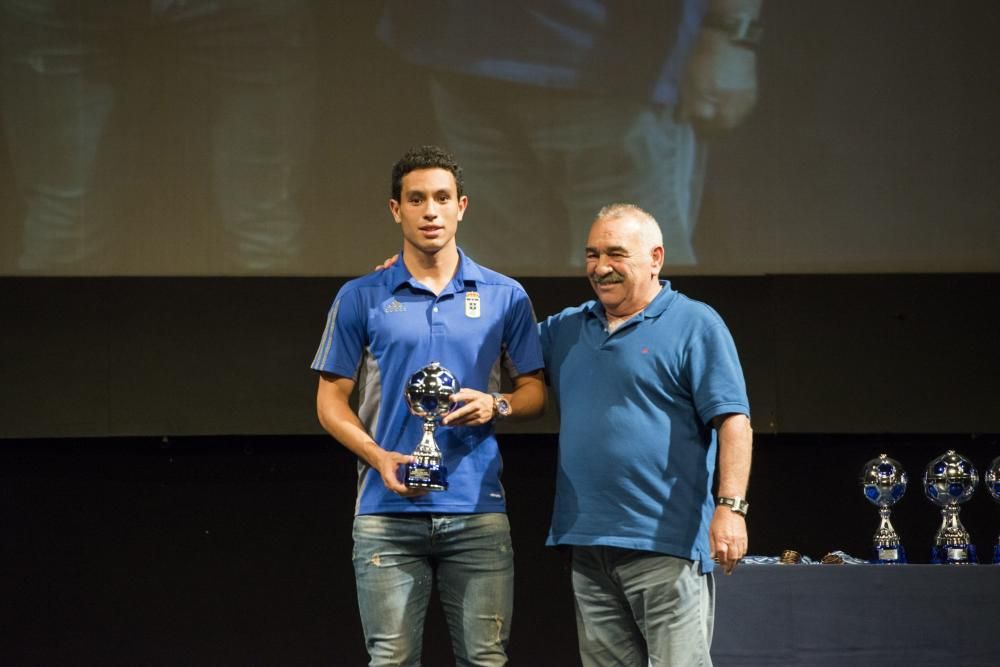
[{"x1": 594, "y1": 203, "x2": 663, "y2": 250}]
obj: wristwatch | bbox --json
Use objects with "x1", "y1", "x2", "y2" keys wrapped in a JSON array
[
  {"x1": 717, "y1": 496, "x2": 750, "y2": 517},
  {"x1": 702, "y1": 12, "x2": 763, "y2": 50},
  {"x1": 491, "y1": 392, "x2": 512, "y2": 421}
]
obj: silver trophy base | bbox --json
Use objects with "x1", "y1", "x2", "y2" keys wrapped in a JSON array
[
  {"x1": 871, "y1": 544, "x2": 906, "y2": 564},
  {"x1": 404, "y1": 460, "x2": 448, "y2": 491},
  {"x1": 931, "y1": 543, "x2": 977, "y2": 564}
]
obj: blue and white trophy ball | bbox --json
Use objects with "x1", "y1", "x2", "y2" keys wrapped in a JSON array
[{"x1": 861, "y1": 454, "x2": 907, "y2": 508}]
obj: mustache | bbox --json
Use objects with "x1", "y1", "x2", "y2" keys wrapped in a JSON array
[{"x1": 591, "y1": 271, "x2": 625, "y2": 285}]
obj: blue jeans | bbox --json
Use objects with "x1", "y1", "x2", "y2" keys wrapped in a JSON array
[
  {"x1": 352, "y1": 513, "x2": 514, "y2": 667},
  {"x1": 572, "y1": 546, "x2": 715, "y2": 667}
]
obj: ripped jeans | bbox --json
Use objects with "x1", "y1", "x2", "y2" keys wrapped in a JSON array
[{"x1": 352, "y1": 513, "x2": 514, "y2": 667}]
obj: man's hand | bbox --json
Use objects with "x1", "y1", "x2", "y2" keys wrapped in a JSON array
[
  {"x1": 677, "y1": 27, "x2": 758, "y2": 136},
  {"x1": 373, "y1": 254, "x2": 400, "y2": 271},
  {"x1": 441, "y1": 389, "x2": 495, "y2": 427},
  {"x1": 709, "y1": 505, "x2": 748, "y2": 574},
  {"x1": 372, "y1": 446, "x2": 427, "y2": 498}
]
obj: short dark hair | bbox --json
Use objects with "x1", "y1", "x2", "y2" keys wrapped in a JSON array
[{"x1": 391, "y1": 145, "x2": 464, "y2": 201}]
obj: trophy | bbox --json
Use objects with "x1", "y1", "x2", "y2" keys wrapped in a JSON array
[
  {"x1": 402, "y1": 362, "x2": 460, "y2": 491},
  {"x1": 860, "y1": 454, "x2": 907, "y2": 563},
  {"x1": 924, "y1": 450, "x2": 978, "y2": 564},
  {"x1": 985, "y1": 456, "x2": 1000, "y2": 564}
]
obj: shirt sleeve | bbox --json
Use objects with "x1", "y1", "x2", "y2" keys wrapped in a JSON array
[
  {"x1": 537, "y1": 316, "x2": 552, "y2": 374},
  {"x1": 310, "y1": 286, "x2": 367, "y2": 380},
  {"x1": 686, "y1": 318, "x2": 750, "y2": 425},
  {"x1": 502, "y1": 286, "x2": 545, "y2": 377}
]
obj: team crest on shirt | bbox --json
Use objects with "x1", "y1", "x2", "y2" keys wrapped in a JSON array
[
  {"x1": 383, "y1": 299, "x2": 406, "y2": 313},
  {"x1": 465, "y1": 292, "x2": 481, "y2": 318}
]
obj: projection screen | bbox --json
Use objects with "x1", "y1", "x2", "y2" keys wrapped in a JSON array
[{"x1": 0, "y1": 1, "x2": 997, "y2": 277}]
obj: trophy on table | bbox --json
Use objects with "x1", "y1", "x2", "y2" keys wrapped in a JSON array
[
  {"x1": 924, "y1": 450, "x2": 978, "y2": 564},
  {"x1": 860, "y1": 454, "x2": 908, "y2": 563},
  {"x1": 402, "y1": 362, "x2": 460, "y2": 491},
  {"x1": 985, "y1": 455, "x2": 1000, "y2": 564}
]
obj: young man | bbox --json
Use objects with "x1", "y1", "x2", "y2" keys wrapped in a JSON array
[
  {"x1": 311, "y1": 145, "x2": 545, "y2": 666},
  {"x1": 540, "y1": 203, "x2": 752, "y2": 666}
]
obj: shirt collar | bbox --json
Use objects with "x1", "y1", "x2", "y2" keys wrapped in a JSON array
[
  {"x1": 387, "y1": 247, "x2": 482, "y2": 294},
  {"x1": 585, "y1": 279, "x2": 677, "y2": 321},
  {"x1": 642, "y1": 280, "x2": 677, "y2": 317}
]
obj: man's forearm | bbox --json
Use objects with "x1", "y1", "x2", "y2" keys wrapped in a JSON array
[
  {"x1": 317, "y1": 375, "x2": 388, "y2": 469},
  {"x1": 715, "y1": 413, "x2": 753, "y2": 497},
  {"x1": 505, "y1": 371, "x2": 546, "y2": 422},
  {"x1": 317, "y1": 374, "x2": 421, "y2": 497},
  {"x1": 320, "y1": 402, "x2": 383, "y2": 467}
]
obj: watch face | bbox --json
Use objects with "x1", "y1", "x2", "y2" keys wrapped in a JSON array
[
  {"x1": 719, "y1": 497, "x2": 748, "y2": 515},
  {"x1": 497, "y1": 399, "x2": 512, "y2": 417}
]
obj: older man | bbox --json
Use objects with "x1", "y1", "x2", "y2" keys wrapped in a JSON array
[{"x1": 539, "y1": 203, "x2": 752, "y2": 667}]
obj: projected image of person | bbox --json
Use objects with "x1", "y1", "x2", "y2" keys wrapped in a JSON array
[
  {"x1": 540, "y1": 203, "x2": 752, "y2": 666},
  {"x1": 378, "y1": 0, "x2": 762, "y2": 274},
  {"x1": 0, "y1": 0, "x2": 315, "y2": 272},
  {"x1": 312, "y1": 146, "x2": 546, "y2": 665}
]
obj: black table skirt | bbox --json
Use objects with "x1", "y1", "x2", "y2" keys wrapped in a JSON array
[{"x1": 713, "y1": 564, "x2": 999, "y2": 666}]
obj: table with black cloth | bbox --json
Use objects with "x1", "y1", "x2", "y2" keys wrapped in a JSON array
[{"x1": 713, "y1": 564, "x2": 998, "y2": 666}]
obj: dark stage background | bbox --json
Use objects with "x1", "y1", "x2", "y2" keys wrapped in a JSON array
[{"x1": 2, "y1": 274, "x2": 999, "y2": 438}]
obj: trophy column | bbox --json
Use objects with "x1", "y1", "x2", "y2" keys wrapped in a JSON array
[
  {"x1": 923, "y1": 450, "x2": 978, "y2": 564},
  {"x1": 402, "y1": 362, "x2": 460, "y2": 492},
  {"x1": 406, "y1": 418, "x2": 449, "y2": 491},
  {"x1": 860, "y1": 454, "x2": 907, "y2": 564}
]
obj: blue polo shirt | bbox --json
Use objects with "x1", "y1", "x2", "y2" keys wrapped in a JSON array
[
  {"x1": 312, "y1": 249, "x2": 544, "y2": 515},
  {"x1": 539, "y1": 281, "x2": 749, "y2": 573}
]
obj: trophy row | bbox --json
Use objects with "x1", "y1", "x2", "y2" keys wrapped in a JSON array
[{"x1": 861, "y1": 451, "x2": 1000, "y2": 564}]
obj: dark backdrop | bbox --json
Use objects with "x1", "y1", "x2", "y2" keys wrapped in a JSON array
[{"x1": 2, "y1": 274, "x2": 999, "y2": 437}]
